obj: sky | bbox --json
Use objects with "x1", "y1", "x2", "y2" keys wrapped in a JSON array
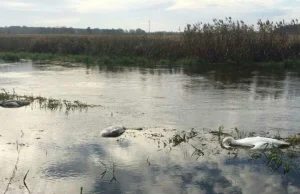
[{"x1": 0, "y1": 0, "x2": 299, "y2": 31}]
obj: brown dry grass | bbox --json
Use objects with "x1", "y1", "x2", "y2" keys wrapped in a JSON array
[{"x1": 0, "y1": 18, "x2": 299, "y2": 63}]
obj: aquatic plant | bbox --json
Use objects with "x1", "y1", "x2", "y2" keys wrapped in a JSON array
[
  {"x1": 0, "y1": 89, "x2": 101, "y2": 113},
  {"x1": 4, "y1": 142, "x2": 21, "y2": 194},
  {"x1": 234, "y1": 127, "x2": 252, "y2": 139},
  {"x1": 99, "y1": 160, "x2": 117, "y2": 182},
  {"x1": 286, "y1": 134, "x2": 300, "y2": 146},
  {"x1": 0, "y1": 53, "x2": 20, "y2": 62},
  {"x1": 250, "y1": 146, "x2": 299, "y2": 175},
  {"x1": 169, "y1": 128, "x2": 199, "y2": 147},
  {"x1": 166, "y1": 129, "x2": 204, "y2": 159}
]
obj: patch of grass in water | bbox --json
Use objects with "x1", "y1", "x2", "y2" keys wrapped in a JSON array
[
  {"x1": 169, "y1": 128, "x2": 199, "y2": 147},
  {"x1": 250, "y1": 146, "x2": 297, "y2": 175},
  {"x1": 175, "y1": 58, "x2": 200, "y2": 66},
  {"x1": 283, "y1": 59, "x2": 300, "y2": 69},
  {"x1": 234, "y1": 127, "x2": 250, "y2": 139},
  {"x1": 158, "y1": 59, "x2": 171, "y2": 66},
  {"x1": 118, "y1": 56, "x2": 135, "y2": 65},
  {"x1": 286, "y1": 135, "x2": 300, "y2": 146},
  {"x1": 0, "y1": 53, "x2": 21, "y2": 62},
  {"x1": 102, "y1": 56, "x2": 113, "y2": 65},
  {"x1": 0, "y1": 89, "x2": 101, "y2": 113},
  {"x1": 166, "y1": 128, "x2": 204, "y2": 159},
  {"x1": 2, "y1": 51, "x2": 300, "y2": 71}
]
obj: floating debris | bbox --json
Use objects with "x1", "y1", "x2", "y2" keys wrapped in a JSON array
[
  {"x1": 0, "y1": 100, "x2": 30, "y2": 108},
  {"x1": 101, "y1": 126, "x2": 126, "y2": 138},
  {"x1": 101, "y1": 126, "x2": 143, "y2": 138}
]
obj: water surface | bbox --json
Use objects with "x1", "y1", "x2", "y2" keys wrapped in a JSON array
[{"x1": 1, "y1": 62, "x2": 300, "y2": 194}]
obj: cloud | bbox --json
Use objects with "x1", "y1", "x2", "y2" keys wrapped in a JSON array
[
  {"x1": 0, "y1": 1, "x2": 35, "y2": 8},
  {"x1": 0, "y1": 0, "x2": 64, "y2": 12},
  {"x1": 0, "y1": 0, "x2": 298, "y2": 31},
  {"x1": 35, "y1": 17, "x2": 80, "y2": 26},
  {"x1": 66, "y1": 0, "x2": 173, "y2": 13},
  {"x1": 166, "y1": 0, "x2": 286, "y2": 10}
]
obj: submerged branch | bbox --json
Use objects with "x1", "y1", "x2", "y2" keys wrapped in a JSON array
[
  {"x1": 23, "y1": 170, "x2": 31, "y2": 194},
  {"x1": 4, "y1": 142, "x2": 21, "y2": 194}
]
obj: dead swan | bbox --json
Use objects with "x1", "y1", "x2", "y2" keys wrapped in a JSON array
[
  {"x1": 0, "y1": 100, "x2": 30, "y2": 108},
  {"x1": 100, "y1": 125, "x2": 142, "y2": 138},
  {"x1": 222, "y1": 136, "x2": 290, "y2": 150}
]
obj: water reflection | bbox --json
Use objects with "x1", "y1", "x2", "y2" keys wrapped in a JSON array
[
  {"x1": 44, "y1": 144, "x2": 107, "y2": 179},
  {"x1": 40, "y1": 131, "x2": 300, "y2": 194},
  {"x1": 1, "y1": 62, "x2": 300, "y2": 194}
]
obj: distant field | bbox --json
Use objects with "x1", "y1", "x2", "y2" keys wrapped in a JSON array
[{"x1": 0, "y1": 34, "x2": 182, "y2": 40}]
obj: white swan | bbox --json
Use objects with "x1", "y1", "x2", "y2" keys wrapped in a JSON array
[
  {"x1": 222, "y1": 136, "x2": 290, "y2": 150},
  {"x1": 100, "y1": 126, "x2": 143, "y2": 138}
]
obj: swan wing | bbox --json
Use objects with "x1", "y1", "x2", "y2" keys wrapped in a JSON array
[
  {"x1": 250, "y1": 141, "x2": 286, "y2": 150},
  {"x1": 240, "y1": 137, "x2": 289, "y2": 146},
  {"x1": 250, "y1": 142, "x2": 273, "y2": 150},
  {"x1": 269, "y1": 139, "x2": 290, "y2": 146}
]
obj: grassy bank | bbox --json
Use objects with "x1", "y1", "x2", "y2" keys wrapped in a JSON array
[
  {"x1": 1, "y1": 51, "x2": 300, "y2": 70},
  {"x1": 0, "y1": 52, "x2": 151, "y2": 65},
  {"x1": 0, "y1": 18, "x2": 300, "y2": 68}
]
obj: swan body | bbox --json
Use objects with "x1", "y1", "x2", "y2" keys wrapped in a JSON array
[
  {"x1": 222, "y1": 136, "x2": 290, "y2": 150},
  {"x1": 0, "y1": 100, "x2": 30, "y2": 108},
  {"x1": 101, "y1": 125, "x2": 126, "y2": 137}
]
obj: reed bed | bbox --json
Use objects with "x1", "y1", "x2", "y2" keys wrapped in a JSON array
[{"x1": 0, "y1": 18, "x2": 299, "y2": 65}]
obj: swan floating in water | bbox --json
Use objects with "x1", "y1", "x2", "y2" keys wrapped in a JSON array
[
  {"x1": 100, "y1": 125, "x2": 143, "y2": 138},
  {"x1": 0, "y1": 100, "x2": 30, "y2": 108},
  {"x1": 222, "y1": 136, "x2": 290, "y2": 150}
]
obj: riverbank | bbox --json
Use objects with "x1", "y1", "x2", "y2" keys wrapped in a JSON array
[
  {"x1": 1, "y1": 51, "x2": 300, "y2": 70},
  {"x1": 1, "y1": 18, "x2": 300, "y2": 68}
]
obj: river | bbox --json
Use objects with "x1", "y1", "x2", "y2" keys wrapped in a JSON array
[{"x1": 1, "y1": 61, "x2": 300, "y2": 194}]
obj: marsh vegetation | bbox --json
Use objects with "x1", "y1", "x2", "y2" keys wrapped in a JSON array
[{"x1": 0, "y1": 18, "x2": 300, "y2": 68}]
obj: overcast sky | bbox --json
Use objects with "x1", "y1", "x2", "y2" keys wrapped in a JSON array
[{"x1": 0, "y1": 0, "x2": 299, "y2": 31}]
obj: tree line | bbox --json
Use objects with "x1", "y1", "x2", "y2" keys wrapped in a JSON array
[
  {"x1": 0, "y1": 26, "x2": 148, "y2": 34},
  {"x1": 0, "y1": 26, "x2": 178, "y2": 35}
]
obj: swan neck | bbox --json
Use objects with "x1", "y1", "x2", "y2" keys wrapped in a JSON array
[{"x1": 230, "y1": 139, "x2": 238, "y2": 145}]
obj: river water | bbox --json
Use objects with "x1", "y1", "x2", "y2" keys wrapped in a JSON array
[{"x1": 0, "y1": 62, "x2": 300, "y2": 194}]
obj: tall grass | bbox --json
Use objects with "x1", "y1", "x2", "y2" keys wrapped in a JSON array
[
  {"x1": 182, "y1": 18, "x2": 300, "y2": 63},
  {"x1": 0, "y1": 18, "x2": 299, "y2": 65},
  {"x1": 0, "y1": 34, "x2": 181, "y2": 60}
]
